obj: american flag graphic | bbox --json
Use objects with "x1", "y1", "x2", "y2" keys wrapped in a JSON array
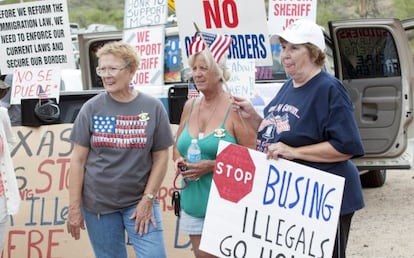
[
  {"x1": 91, "y1": 115, "x2": 147, "y2": 148},
  {"x1": 189, "y1": 31, "x2": 232, "y2": 63},
  {"x1": 275, "y1": 114, "x2": 290, "y2": 134},
  {"x1": 187, "y1": 82, "x2": 199, "y2": 99},
  {"x1": 38, "y1": 86, "x2": 48, "y2": 99}
]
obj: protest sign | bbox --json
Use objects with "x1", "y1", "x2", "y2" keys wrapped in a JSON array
[
  {"x1": 267, "y1": 0, "x2": 318, "y2": 36},
  {"x1": 0, "y1": 0, "x2": 75, "y2": 74},
  {"x1": 124, "y1": 0, "x2": 168, "y2": 28},
  {"x1": 4, "y1": 124, "x2": 194, "y2": 257},
  {"x1": 200, "y1": 141, "x2": 344, "y2": 257},
  {"x1": 226, "y1": 59, "x2": 256, "y2": 99},
  {"x1": 174, "y1": 0, "x2": 273, "y2": 67},
  {"x1": 10, "y1": 67, "x2": 61, "y2": 105},
  {"x1": 123, "y1": 25, "x2": 165, "y2": 86}
]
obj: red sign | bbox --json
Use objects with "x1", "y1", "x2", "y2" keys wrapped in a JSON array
[{"x1": 214, "y1": 143, "x2": 255, "y2": 203}]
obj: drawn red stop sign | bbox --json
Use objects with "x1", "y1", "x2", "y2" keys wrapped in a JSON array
[{"x1": 213, "y1": 143, "x2": 256, "y2": 203}]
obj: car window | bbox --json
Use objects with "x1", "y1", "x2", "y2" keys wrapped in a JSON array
[
  {"x1": 335, "y1": 27, "x2": 400, "y2": 79},
  {"x1": 406, "y1": 27, "x2": 414, "y2": 63},
  {"x1": 255, "y1": 35, "x2": 287, "y2": 81}
]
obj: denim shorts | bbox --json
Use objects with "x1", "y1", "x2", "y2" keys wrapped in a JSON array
[
  {"x1": 82, "y1": 202, "x2": 166, "y2": 258},
  {"x1": 179, "y1": 209, "x2": 204, "y2": 235}
]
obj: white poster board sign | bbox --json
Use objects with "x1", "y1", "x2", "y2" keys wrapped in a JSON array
[
  {"x1": 123, "y1": 25, "x2": 165, "y2": 86},
  {"x1": 10, "y1": 67, "x2": 61, "y2": 105},
  {"x1": 267, "y1": 0, "x2": 318, "y2": 36},
  {"x1": 124, "y1": 0, "x2": 168, "y2": 28},
  {"x1": 0, "y1": 0, "x2": 75, "y2": 74},
  {"x1": 175, "y1": 0, "x2": 272, "y2": 67},
  {"x1": 201, "y1": 141, "x2": 344, "y2": 257},
  {"x1": 226, "y1": 59, "x2": 255, "y2": 98}
]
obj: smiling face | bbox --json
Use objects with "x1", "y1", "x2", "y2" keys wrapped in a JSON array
[{"x1": 97, "y1": 54, "x2": 134, "y2": 94}]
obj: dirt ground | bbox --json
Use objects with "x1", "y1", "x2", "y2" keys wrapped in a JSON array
[{"x1": 347, "y1": 169, "x2": 414, "y2": 258}]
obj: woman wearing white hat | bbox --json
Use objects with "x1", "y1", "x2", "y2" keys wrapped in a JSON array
[{"x1": 232, "y1": 19, "x2": 365, "y2": 258}]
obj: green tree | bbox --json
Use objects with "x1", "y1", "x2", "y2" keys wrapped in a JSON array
[{"x1": 394, "y1": 0, "x2": 414, "y2": 20}]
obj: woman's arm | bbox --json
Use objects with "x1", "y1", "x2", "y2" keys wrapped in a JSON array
[
  {"x1": 268, "y1": 141, "x2": 353, "y2": 163},
  {"x1": 231, "y1": 96, "x2": 263, "y2": 132},
  {"x1": 145, "y1": 148, "x2": 170, "y2": 197},
  {"x1": 0, "y1": 107, "x2": 16, "y2": 148},
  {"x1": 67, "y1": 143, "x2": 89, "y2": 240},
  {"x1": 230, "y1": 109, "x2": 257, "y2": 149},
  {"x1": 172, "y1": 99, "x2": 192, "y2": 162}
]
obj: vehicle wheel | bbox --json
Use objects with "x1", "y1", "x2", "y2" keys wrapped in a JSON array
[{"x1": 360, "y1": 169, "x2": 386, "y2": 188}]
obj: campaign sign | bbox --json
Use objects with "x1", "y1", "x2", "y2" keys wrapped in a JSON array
[
  {"x1": 123, "y1": 25, "x2": 165, "y2": 86},
  {"x1": 124, "y1": 0, "x2": 168, "y2": 28},
  {"x1": 267, "y1": 0, "x2": 318, "y2": 36},
  {"x1": 200, "y1": 141, "x2": 345, "y2": 257}
]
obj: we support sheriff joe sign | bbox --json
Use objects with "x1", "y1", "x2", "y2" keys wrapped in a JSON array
[{"x1": 201, "y1": 141, "x2": 344, "y2": 257}]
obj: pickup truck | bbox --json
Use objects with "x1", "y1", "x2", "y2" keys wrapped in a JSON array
[
  {"x1": 68, "y1": 18, "x2": 414, "y2": 188},
  {"x1": 4, "y1": 17, "x2": 413, "y2": 258}
]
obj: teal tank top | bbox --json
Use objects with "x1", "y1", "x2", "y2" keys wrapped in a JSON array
[{"x1": 176, "y1": 100, "x2": 237, "y2": 217}]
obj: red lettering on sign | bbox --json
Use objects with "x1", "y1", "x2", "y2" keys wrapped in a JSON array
[
  {"x1": 36, "y1": 158, "x2": 71, "y2": 194},
  {"x1": 136, "y1": 30, "x2": 149, "y2": 42},
  {"x1": 203, "y1": 0, "x2": 239, "y2": 29},
  {"x1": 214, "y1": 143, "x2": 255, "y2": 203},
  {"x1": 6, "y1": 229, "x2": 63, "y2": 258},
  {"x1": 36, "y1": 69, "x2": 53, "y2": 81},
  {"x1": 133, "y1": 71, "x2": 149, "y2": 84}
]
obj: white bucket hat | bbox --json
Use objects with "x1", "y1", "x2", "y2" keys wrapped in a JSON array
[{"x1": 277, "y1": 19, "x2": 326, "y2": 51}]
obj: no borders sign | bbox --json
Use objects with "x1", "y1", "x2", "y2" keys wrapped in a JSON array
[
  {"x1": 174, "y1": 0, "x2": 273, "y2": 67},
  {"x1": 201, "y1": 141, "x2": 345, "y2": 257}
]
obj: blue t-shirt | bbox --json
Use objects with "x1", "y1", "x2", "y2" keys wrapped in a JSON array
[{"x1": 257, "y1": 71, "x2": 365, "y2": 215}]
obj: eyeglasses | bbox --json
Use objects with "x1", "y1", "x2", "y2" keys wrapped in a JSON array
[{"x1": 96, "y1": 66, "x2": 127, "y2": 77}]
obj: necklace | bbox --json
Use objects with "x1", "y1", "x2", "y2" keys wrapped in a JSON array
[{"x1": 197, "y1": 93, "x2": 222, "y2": 139}]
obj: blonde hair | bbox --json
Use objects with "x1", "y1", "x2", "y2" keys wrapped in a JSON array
[
  {"x1": 188, "y1": 50, "x2": 231, "y2": 82},
  {"x1": 96, "y1": 41, "x2": 140, "y2": 72}
]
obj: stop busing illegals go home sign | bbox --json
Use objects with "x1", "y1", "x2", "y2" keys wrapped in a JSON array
[{"x1": 201, "y1": 141, "x2": 345, "y2": 257}]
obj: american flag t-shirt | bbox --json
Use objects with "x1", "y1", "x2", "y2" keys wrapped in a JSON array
[
  {"x1": 91, "y1": 115, "x2": 147, "y2": 148},
  {"x1": 189, "y1": 31, "x2": 232, "y2": 63}
]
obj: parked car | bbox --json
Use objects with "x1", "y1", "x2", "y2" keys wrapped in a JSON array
[{"x1": 28, "y1": 18, "x2": 414, "y2": 188}]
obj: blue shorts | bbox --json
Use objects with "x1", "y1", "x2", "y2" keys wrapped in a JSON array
[{"x1": 179, "y1": 209, "x2": 204, "y2": 235}]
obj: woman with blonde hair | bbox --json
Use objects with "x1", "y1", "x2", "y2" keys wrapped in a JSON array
[{"x1": 173, "y1": 34, "x2": 256, "y2": 258}]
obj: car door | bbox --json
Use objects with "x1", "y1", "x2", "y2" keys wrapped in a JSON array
[{"x1": 329, "y1": 18, "x2": 414, "y2": 170}]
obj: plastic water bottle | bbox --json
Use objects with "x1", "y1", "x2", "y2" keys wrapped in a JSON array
[{"x1": 187, "y1": 139, "x2": 201, "y2": 163}]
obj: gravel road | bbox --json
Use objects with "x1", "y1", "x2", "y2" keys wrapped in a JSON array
[{"x1": 347, "y1": 169, "x2": 414, "y2": 258}]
